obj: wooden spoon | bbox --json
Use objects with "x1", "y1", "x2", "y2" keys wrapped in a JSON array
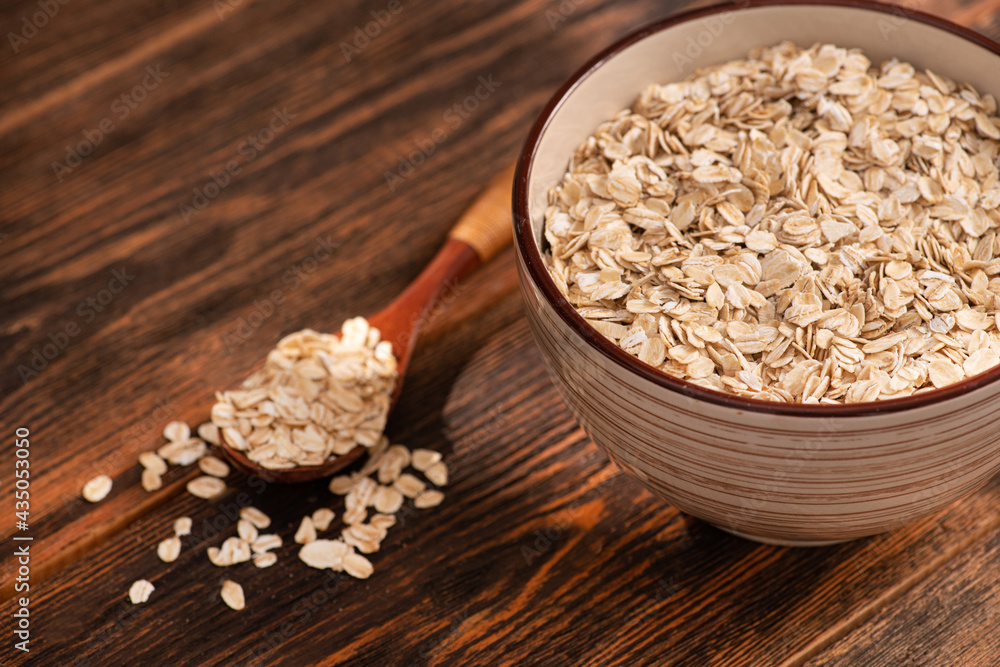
[{"x1": 220, "y1": 163, "x2": 516, "y2": 482}]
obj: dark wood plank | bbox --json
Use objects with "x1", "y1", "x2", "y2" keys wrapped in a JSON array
[
  {"x1": 0, "y1": 0, "x2": 211, "y2": 117},
  {"x1": 0, "y1": 0, "x2": 687, "y2": 644},
  {"x1": 0, "y1": 0, "x2": 678, "y2": 585},
  {"x1": 9, "y1": 312, "x2": 1000, "y2": 666},
  {"x1": 7, "y1": 0, "x2": 1000, "y2": 664},
  {"x1": 803, "y1": 530, "x2": 1000, "y2": 667}
]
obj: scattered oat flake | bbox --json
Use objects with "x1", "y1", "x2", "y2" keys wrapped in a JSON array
[
  {"x1": 328, "y1": 475, "x2": 356, "y2": 495},
  {"x1": 138, "y1": 451, "x2": 167, "y2": 475},
  {"x1": 414, "y1": 490, "x2": 444, "y2": 509},
  {"x1": 174, "y1": 517, "x2": 192, "y2": 536},
  {"x1": 411, "y1": 449, "x2": 442, "y2": 472},
  {"x1": 221, "y1": 580, "x2": 245, "y2": 611},
  {"x1": 342, "y1": 523, "x2": 385, "y2": 554},
  {"x1": 82, "y1": 475, "x2": 113, "y2": 502},
  {"x1": 343, "y1": 552, "x2": 374, "y2": 579},
  {"x1": 251, "y1": 534, "x2": 282, "y2": 554},
  {"x1": 373, "y1": 485, "x2": 404, "y2": 514},
  {"x1": 294, "y1": 516, "x2": 318, "y2": 544},
  {"x1": 299, "y1": 539, "x2": 348, "y2": 570},
  {"x1": 342, "y1": 504, "x2": 368, "y2": 526},
  {"x1": 253, "y1": 552, "x2": 277, "y2": 568},
  {"x1": 377, "y1": 445, "x2": 411, "y2": 484},
  {"x1": 346, "y1": 477, "x2": 377, "y2": 513},
  {"x1": 187, "y1": 476, "x2": 226, "y2": 499},
  {"x1": 312, "y1": 508, "x2": 336, "y2": 532},
  {"x1": 240, "y1": 506, "x2": 271, "y2": 530},
  {"x1": 141, "y1": 469, "x2": 163, "y2": 492},
  {"x1": 199, "y1": 456, "x2": 230, "y2": 478},
  {"x1": 158, "y1": 438, "x2": 207, "y2": 466},
  {"x1": 197, "y1": 422, "x2": 221, "y2": 446},
  {"x1": 424, "y1": 461, "x2": 448, "y2": 487},
  {"x1": 394, "y1": 474, "x2": 426, "y2": 498},
  {"x1": 237, "y1": 519, "x2": 258, "y2": 544},
  {"x1": 163, "y1": 421, "x2": 190, "y2": 442},
  {"x1": 210, "y1": 537, "x2": 251, "y2": 566},
  {"x1": 128, "y1": 579, "x2": 154, "y2": 604},
  {"x1": 225, "y1": 537, "x2": 252, "y2": 563},
  {"x1": 157, "y1": 536, "x2": 181, "y2": 563}
]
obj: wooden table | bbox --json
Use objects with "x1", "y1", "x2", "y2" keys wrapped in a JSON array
[{"x1": 6, "y1": 0, "x2": 1000, "y2": 664}]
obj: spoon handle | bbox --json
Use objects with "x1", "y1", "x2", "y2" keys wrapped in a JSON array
[
  {"x1": 375, "y1": 161, "x2": 517, "y2": 359},
  {"x1": 448, "y1": 162, "x2": 517, "y2": 263}
]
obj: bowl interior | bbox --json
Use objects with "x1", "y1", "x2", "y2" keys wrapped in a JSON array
[
  {"x1": 518, "y1": 1, "x2": 1000, "y2": 414},
  {"x1": 526, "y1": 2, "x2": 1000, "y2": 240}
]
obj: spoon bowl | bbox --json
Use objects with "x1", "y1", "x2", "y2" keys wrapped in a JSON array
[{"x1": 219, "y1": 164, "x2": 515, "y2": 482}]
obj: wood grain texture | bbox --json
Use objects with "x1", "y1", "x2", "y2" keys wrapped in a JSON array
[
  {"x1": 13, "y1": 318, "x2": 1000, "y2": 666},
  {"x1": 4, "y1": 0, "x2": 1000, "y2": 664},
  {"x1": 803, "y1": 530, "x2": 1000, "y2": 667}
]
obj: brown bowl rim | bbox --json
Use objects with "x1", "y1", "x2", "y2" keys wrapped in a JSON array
[{"x1": 513, "y1": 0, "x2": 1000, "y2": 417}]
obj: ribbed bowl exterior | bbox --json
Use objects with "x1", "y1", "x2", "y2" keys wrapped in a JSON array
[{"x1": 516, "y1": 254, "x2": 1000, "y2": 545}]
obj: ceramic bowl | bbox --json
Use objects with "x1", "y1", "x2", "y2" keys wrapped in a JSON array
[{"x1": 513, "y1": 0, "x2": 1000, "y2": 545}]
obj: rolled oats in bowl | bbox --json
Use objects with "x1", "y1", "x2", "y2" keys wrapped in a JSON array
[{"x1": 543, "y1": 41, "x2": 1000, "y2": 403}]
